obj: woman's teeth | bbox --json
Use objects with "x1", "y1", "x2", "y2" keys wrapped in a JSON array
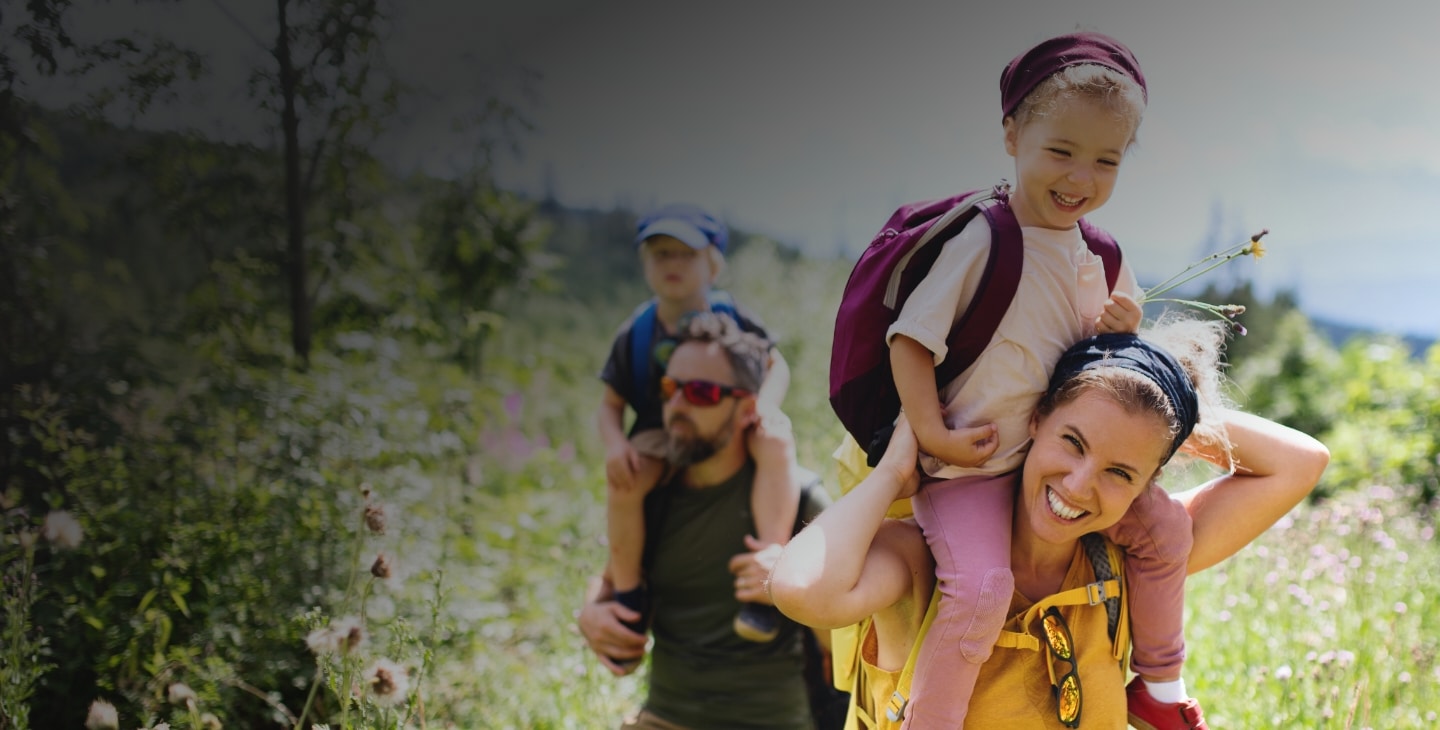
[{"x1": 1047, "y1": 487, "x2": 1086, "y2": 520}]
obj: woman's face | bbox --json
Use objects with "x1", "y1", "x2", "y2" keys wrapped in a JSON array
[{"x1": 1020, "y1": 389, "x2": 1172, "y2": 544}]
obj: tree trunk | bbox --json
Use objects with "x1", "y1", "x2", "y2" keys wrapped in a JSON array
[{"x1": 276, "y1": 0, "x2": 310, "y2": 364}]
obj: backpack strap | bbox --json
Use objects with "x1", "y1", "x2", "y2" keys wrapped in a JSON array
[
  {"x1": 629, "y1": 291, "x2": 741, "y2": 413},
  {"x1": 1077, "y1": 219, "x2": 1123, "y2": 292},
  {"x1": 932, "y1": 198, "x2": 1025, "y2": 389},
  {"x1": 629, "y1": 298, "x2": 660, "y2": 407},
  {"x1": 932, "y1": 209, "x2": 1121, "y2": 391},
  {"x1": 1080, "y1": 532, "x2": 1123, "y2": 648},
  {"x1": 882, "y1": 580, "x2": 943, "y2": 725}
]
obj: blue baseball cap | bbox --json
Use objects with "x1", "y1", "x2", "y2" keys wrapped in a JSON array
[{"x1": 634, "y1": 203, "x2": 728, "y2": 254}]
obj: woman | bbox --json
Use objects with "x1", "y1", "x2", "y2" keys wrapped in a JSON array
[{"x1": 769, "y1": 323, "x2": 1329, "y2": 729}]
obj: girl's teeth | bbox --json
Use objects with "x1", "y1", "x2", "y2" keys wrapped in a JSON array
[
  {"x1": 1047, "y1": 487, "x2": 1085, "y2": 520},
  {"x1": 1054, "y1": 192, "x2": 1082, "y2": 207}
]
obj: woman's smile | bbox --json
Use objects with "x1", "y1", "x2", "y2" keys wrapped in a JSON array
[{"x1": 1045, "y1": 485, "x2": 1088, "y2": 521}]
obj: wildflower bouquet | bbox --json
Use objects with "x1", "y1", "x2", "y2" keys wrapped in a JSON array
[{"x1": 1141, "y1": 229, "x2": 1268, "y2": 335}]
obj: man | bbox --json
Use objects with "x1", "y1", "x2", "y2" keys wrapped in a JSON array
[{"x1": 578, "y1": 313, "x2": 830, "y2": 730}]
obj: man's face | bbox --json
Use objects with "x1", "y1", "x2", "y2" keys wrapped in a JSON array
[{"x1": 662, "y1": 341, "x2": 750, "y2": 468}]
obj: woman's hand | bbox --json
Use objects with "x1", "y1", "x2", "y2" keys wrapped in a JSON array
[
  {"x1": 770, "y1": 417, "x2": 927, "y2": 629},
  {"x1": 877, "y1": 416, "x2": 923, "y2": 500}
]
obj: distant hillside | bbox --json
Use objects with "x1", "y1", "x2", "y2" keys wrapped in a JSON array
[
  {"x1": 533, "y1": 196, "x2": 800, "y2": 308},
  {"x1": 534, "y1": 198, "x2": 1438, "y2": 358},
  {"x1": 1311, "y1": 317, "x2": 1436, "y2": 355}
]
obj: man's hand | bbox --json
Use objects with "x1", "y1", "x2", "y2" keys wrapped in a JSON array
[
  {"x1": 578, "y1": 579, "x2": 648, "y2": 676},
  {"x1": 728, "y1": 535, "x2": 784, "y2": 604},
  {"x1": 1096, "y1": 291, "x2": 1143, "y2": 334}
]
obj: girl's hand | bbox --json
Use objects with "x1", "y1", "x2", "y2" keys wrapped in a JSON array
[
  {"x1": 1096, "y1": 291, "x2": 1143, "y2": 334},
  {"x1": 922, "y1": 421, "x2": 999, "y2": 469}
]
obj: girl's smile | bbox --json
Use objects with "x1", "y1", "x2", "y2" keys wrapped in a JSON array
[{"x1": 1004, "y1": 97, "x2": 1136, "y2": 231}]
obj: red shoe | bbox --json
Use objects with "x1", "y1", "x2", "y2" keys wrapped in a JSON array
[{"x1": 1126, "y1": 677, "x2": 1209, "y2": 730}]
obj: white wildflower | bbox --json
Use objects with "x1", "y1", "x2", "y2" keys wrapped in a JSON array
[
  {"x1": 85, "y1": 699, "x2": 119, "y2": 730},
  {"x1": 305, "y1": 626, "x2": 340, "y2": 656},
  {"x1": 332, "y1": 616, "x2": 367, "y2": 655},
  {"x1": 363, "y1": 658, "x2": 410, "y2": 707},
  {"x1": 167, "y1": 682, "x2": 198, "y2": 705},
  {"x1": 43, "y1": 510, "x2": 83, "y2": 549}
]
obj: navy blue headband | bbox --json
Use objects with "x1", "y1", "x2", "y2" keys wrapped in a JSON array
[{"x1": 1049, "y1": 333, "x2": 1199, "y2": 463}]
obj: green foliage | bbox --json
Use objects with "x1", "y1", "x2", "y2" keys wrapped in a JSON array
[
  {"x1": 1230, "y1": 310, "x2": 1344, "y2": 443},
  {"x1": 1318, "y1": 338, "x2": 1440, "y2": 504},
  {"x1": 1234, "y1": 311, "x2": 1440, "y2": 504},
  {"x1": 420, "y1": 176, "x2": 555, "y2": 369},
  {"x1": 6, "y1": 9, "x2": 1440, "y2": 721},
  {"x1": 0, "y1": 514, "x2": 52, "y2": 730}
]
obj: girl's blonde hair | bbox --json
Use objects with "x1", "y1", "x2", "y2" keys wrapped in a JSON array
[{"x1": 1010, "y1": 63, "x2": 1147, "y2": 145}]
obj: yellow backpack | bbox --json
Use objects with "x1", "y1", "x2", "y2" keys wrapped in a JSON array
[{"x1": 832, "y1": 533, "x2": 1129, "y2": 729}]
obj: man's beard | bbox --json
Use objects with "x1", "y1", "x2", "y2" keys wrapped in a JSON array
[{"x1": 665, "y1": 407, "x2": 737, "y2": 469}]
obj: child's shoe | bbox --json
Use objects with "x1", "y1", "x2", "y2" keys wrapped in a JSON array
[
  {"x1": 733, "y1": 603, "x2": 781, "y2": 642},
  {"x1": 1125, "y1": 677, "x2": 1209, "y2": 730}
]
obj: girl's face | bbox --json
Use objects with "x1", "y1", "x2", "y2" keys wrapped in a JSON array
[
  {"x1": 641, "y1": 235, "x2": 715, "y2": 304},
  {"x1": 1003, "y1": 97, "x2": 1135, "y2": 230},
  {"x1": 1020, "y1": 389, "x2": 1171, "y2": 545}
]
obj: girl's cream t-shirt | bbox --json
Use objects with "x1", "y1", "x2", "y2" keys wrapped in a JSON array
[{"x1": 886, "y1": 214, "x2": 1141, "y2": 479}]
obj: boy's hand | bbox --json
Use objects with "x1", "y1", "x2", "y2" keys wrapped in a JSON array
[
  {"x1": 1096, "y1": 291, "x2": 1143, "y2": 334},
  {"x1": 729, "y1": 534, "x2": 784, "y2": 605},
  {"x1": 605, "y1": 442, "x2": 643, "y2": 493},
  {"x1": 746, "y1": 404, "x2": 796, "y2": 469},
  {"x1": 918, "y1": 421, "x2": 999, "y2": 469}
]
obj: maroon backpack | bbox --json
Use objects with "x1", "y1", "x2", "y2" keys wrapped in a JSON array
[{"x1": 829, "y1": 184, "x2": 1122, "y2": 465}]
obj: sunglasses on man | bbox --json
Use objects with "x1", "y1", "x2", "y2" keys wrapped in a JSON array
[{"x1": 660, "y1": 376, "x2": 752, "y2": 407}]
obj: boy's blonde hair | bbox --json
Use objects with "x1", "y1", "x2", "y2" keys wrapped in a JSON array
[{"x1": 704, "y1": 245, "x2": 726, "y2": 282}]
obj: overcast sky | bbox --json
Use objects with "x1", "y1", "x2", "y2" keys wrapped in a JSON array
[
  {"x1": 451, "y1": 0, "x2": 1440, "y2": 338},
  {"x1": 46, "y1": 0, "x2": 1440, "y2": 337}
]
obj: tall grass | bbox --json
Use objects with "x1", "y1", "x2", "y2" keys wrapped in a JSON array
[
  {"x1": 19, "y1": 239, "x2": 1437, "y2": 726},
  {"x1": 463, "y1": 241, "x2": 1440, "y2": 726}
]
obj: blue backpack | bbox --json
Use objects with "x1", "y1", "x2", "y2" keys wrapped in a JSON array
[
  {"x1": 627, "y1": 291, "x2": 739, "y2": 417},
  {"x1": 829, "y1": 184, "x2": 1122, "y2": 465}
]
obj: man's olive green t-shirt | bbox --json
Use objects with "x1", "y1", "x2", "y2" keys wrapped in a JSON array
[{"x1": 644, "y1": 461, "x2": 829, "y2": 730}]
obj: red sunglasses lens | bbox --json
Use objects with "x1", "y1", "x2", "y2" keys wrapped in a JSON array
[
  {"x1": 660, "y1": 377, "x2": 726, "y2": 406},
  {"x1": 682, "y1": 380, "x2": 723, "y2": 405}
]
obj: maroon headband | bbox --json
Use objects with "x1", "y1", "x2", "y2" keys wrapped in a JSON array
[{"x1": 999, "y1": 32, "x2": 1147, "y2": 118}]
